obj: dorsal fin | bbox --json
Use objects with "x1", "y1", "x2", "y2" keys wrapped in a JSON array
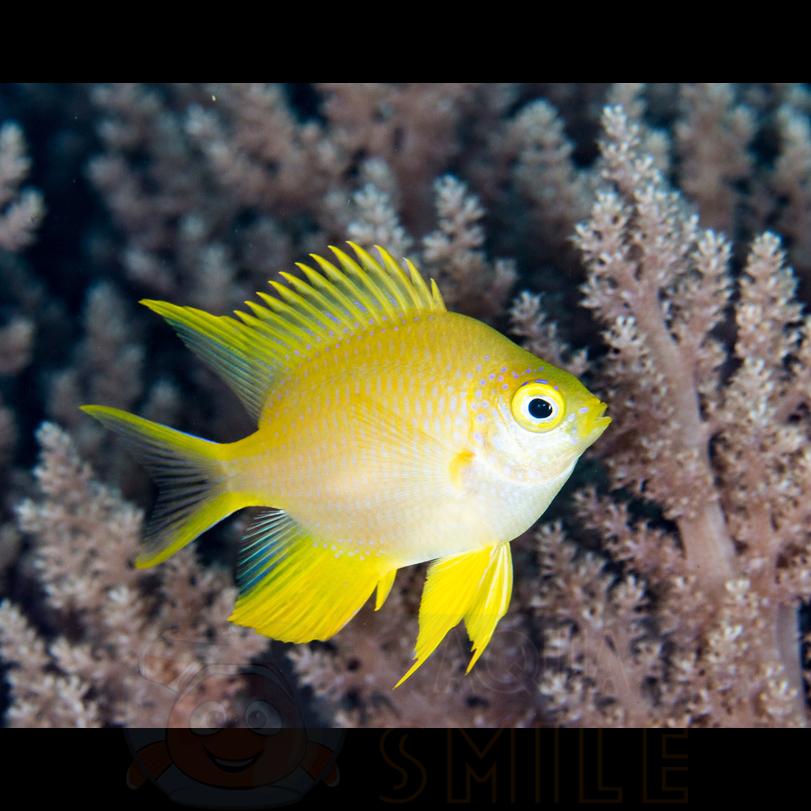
[{"x1": 141, "y1": 243, "x2": 445, "y2": 422}]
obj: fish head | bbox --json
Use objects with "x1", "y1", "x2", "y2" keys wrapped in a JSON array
[{"x1": 479, "y1": 360, "x2": 611, "y2": 481}]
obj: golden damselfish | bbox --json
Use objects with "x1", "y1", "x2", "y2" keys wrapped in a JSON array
[{"x1": 82, "y1": 243, "x2": 610, "y2": 686}]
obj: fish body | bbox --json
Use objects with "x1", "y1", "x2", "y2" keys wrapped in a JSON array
[
  {"x1": 236, "y1": 311, "x2": 594, "y2": 563},
  {"x1": 82, "y1": 244, "x2": 610, "y2": 685}
]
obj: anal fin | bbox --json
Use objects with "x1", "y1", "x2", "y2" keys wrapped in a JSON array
[
  {"x1": 375, "y1": 569, "x2": 397, "y2": 611},
  {"x1": 231, "y1": 510, "x2": 394, "y2": 642},
  {"x1": 395, "y1": 543, "x2": 513, "y2": 687}
]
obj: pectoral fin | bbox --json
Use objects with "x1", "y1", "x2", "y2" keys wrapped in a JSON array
[{"x1": 394, "y1": 542, "x2": 513, "y2": 688}]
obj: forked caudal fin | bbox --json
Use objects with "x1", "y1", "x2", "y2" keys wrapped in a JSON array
[{"x1": 80, "y1": 405, "x2": 246, "y2": 567}]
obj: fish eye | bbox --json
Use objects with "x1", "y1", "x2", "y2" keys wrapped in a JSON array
[
  {"x1": 511, "y1": 382, "x2": 565, "y2": 432},
  {"x1": 528, "y1": 398, "x2": 553, "y2": 419}
]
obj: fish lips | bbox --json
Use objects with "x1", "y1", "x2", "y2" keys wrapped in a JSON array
[{"x1": 577, "y1": 400, "x2": 612, "y2": 442}]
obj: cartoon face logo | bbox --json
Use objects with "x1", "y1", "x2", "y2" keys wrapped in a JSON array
[
  {"x1": 165, "y1": 670, "x2": 311, "y2": 788},
  {"x1": 126, "y1": 663, "x2": 342, "y2": 808}
]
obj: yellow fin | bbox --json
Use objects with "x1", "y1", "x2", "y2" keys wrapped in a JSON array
[
  {"x1": 79, "y1": 405, "x2": 247, "y2": 567},
  {"x1": 463, "y1": 543, "x2": 513, "y2": 672},
  {"x1": 142, "y1": 244, "x2": 444, "y2": 423},
  {"x1": 394, "y1": 543, "x2": 513, "y2": 688},
  {"x1": 375, "y1": 569, "x2": 398, "y2": 611},
  {"x1": 231, "y1": 510, "x2": 395, "y2": 642},
  {"x1": 140, "y1": 299, "x2": 279, "y2": 420}
]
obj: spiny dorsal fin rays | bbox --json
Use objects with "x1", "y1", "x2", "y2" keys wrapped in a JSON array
[
  {"x1": 373, "y1": 245, "x2": 426, "y2": 310},
  {"x1": 281, "y1": 268, "x2": 358, "y2": 332},
  {"x1": 407, "y1": 257, "x2": 439, "y2": 310},
  {"x1": 277, "y1": 271, "x2": 354, "y2": 333},
  {"x1": 306, "y1": 253, "x2": 377, "y2": 326},
  {"x1": 429, "y1": 277, "x2": 444, "y2": 309},
  {"x1": 266, "y1": 282, "x2": 334, "y2": 339},
  {"x1": 330, "y1": 245, "x2": 398, "y2": 321},
  {"x1": 348, "y1": 244, "x2": 410, "y2": 313},
  {"x1": 143, "y1": 244, "x2": 444, "y2": 424}
]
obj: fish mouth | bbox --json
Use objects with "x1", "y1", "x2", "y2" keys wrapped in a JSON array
[{"x1": 577, "y1": 400, "x2": 612, "y2": 441}]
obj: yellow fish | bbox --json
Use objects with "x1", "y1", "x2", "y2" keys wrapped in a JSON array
[{"x1": 81, "y1": 243, "x2": 610, "y2": 686}]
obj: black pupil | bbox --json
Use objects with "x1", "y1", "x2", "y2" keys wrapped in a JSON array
[{"x1": 528, "y1": 398, "x2": 553, "y2": 419}]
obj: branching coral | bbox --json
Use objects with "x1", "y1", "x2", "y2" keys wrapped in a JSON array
[
  {"x1": 421, "y1": 175, "x2": 516, "y2": 318},
  {"x1": 0, "y1": 122, "x2": 43, "y2": 252},
  {"x1": 0, "y1": 120, "x2": 41, "y2": 473},
  {"x1": 536, "y1": 106, "x2": 811, "y2": 726}
]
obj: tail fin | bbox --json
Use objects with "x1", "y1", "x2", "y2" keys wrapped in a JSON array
[{"x1": 80, "y1": 405, "x2": 243, "y2": 568}]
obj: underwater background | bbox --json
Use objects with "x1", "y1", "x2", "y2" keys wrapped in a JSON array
[{"x1": 1, "y1": 82, "x2": 810, "y2": 728}]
